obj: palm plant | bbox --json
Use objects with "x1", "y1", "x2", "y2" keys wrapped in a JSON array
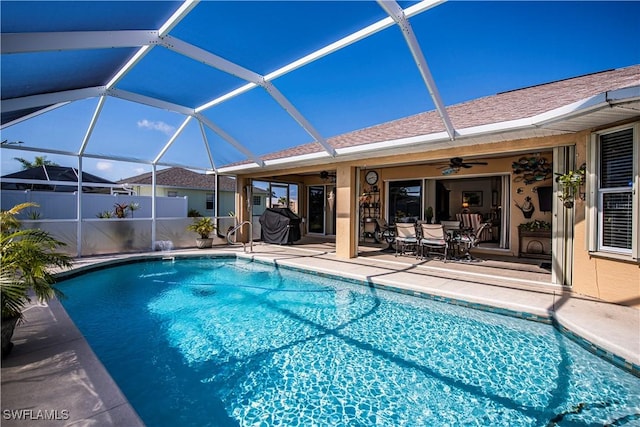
[
  {"x1": 13, "y1": 155, "x2": 58, "y2": 170},
  {"x1": 1, "y1": 203, "x2": 72, "y2": 357},
  {"x1": 187, "y1": 217, "x2": 216, "y2": 239},
  {"x1": 186, "y1": 217, "x2": 216, "y2": 248}
]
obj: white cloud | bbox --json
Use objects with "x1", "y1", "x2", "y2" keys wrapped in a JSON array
[
  {"x1": 96, "y1": 161, "x2": 113, "y2": 171},
  {"x1": 137, "y1": 119, "x2": 175, "y2": 136}
]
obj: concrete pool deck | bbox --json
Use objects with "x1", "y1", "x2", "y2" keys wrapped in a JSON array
[{"x1": 2, "y1": 243, "x2": 639, "y2": 426}]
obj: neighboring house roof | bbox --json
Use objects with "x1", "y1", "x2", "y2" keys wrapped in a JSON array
[
  {"x1": 119, "y1": 167, "x2": 236, "y2": 192},
  {"x1": 222, "y1": 64, "x2": 640, "y2": 171},
  {"x1": 2, "y1": 165, "x2": 114, "y2": 183},
  {"x1": 1, "y1": 165, "x2": 114, "y2": 192}
]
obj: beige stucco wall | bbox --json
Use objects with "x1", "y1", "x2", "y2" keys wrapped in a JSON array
[
  {"x1": 569, "y1": 132, "x2": 640, "y2": 308},
  {"x1": 238, "y1": 129, "x2": 639, "y2": 308}
]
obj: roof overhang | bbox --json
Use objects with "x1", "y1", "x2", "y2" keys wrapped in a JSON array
[{"x1": 218, "y1": 85, "x2": 640, "y2": 174}]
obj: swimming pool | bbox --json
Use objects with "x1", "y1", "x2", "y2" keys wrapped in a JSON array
[{"x1": 59, "y1": 257, "x2": 640, "y2": 426}]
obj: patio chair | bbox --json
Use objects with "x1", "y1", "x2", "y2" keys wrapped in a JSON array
[
  {"x1": 394, "y1": 223, "x2": 418, "y2": 257},
  {"x1": 440, "y1": 220, "x2": 461, "y2": 235},
  {"x1": 362, "y1": 217, "x2": 378, "y2": 242},
  {"x1": 376, "y1": 218, "x2": 396, "y2": 251},
  {"x1": 418, "y1": 224, "x2": 448, "y2": 261},
  {"x1": 455, "y1": 222, "x2": 490, "y2": 261},
  {"x1": 456, "y1": 213, "x2": 491, "y2": 242}
]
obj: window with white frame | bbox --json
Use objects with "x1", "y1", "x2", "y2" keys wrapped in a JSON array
[
  {"x1": 590, "y1": 123, "x2": 638, "y2": 257},
  {"x1": 206, "y1": 193, "x2": 214, "y2": 210}
]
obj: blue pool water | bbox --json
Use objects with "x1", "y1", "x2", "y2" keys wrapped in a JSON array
[{"x1": 59, "y1": 257, "x2": 640, "y2": 426}]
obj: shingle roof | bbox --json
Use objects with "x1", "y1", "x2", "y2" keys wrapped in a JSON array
[
  {"x1": 248, "y1": 64, "x2": 640, "y2": 164},
  {"x1": 119, "y1": 167, "x2": 236, "y2": 192},
  {"x1": 2, "y1": 165, "x2": 114, "y2": 184}
]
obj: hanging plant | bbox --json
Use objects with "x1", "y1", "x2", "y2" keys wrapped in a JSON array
[{"x1": 555, "y1": 164, "x2": 585, "y2": 208}]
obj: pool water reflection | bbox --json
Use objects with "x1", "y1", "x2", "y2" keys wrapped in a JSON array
[{"x1": 59, "y1": 257, "x2": 640, "y2": 426}]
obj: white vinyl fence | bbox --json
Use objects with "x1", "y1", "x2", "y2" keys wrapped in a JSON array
[
  {"x1": 1, "y1": 190, "x2": 229, "y2": 256},
  {"x1": 1, "y1": 190, "x2": 186, "y2": 219}
]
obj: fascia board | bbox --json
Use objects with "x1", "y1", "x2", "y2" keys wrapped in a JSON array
[
  {"x1": 217, "y1": 163, "x2": 264, "y2": 174},
  {"x1": 336, "y1": 131, "x2": 450, "y2": 155},
  {"x1": 264, "y1": 151, "x2": 332, "y2": 167},
  {"x1": 606, "y1": 85, "x2": 640, "y2": 102},
  {"x1": 221, "y1": 87, "x2": 639, "y2": 172},
  {"x1": 216, "y1": 152, "x2": 331, "y2": 174}
]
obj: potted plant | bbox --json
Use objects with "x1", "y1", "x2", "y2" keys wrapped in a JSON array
[
  {"x1": 1, "y1": 203, "x2": 72, "y2": 358},
  {"x1": 555, "y1": 164, "x2": 585, "y2": 208},
  {"x1": 187, "y1": 217, "x2": 216, "y2": 248},
  {"x1": 518, "y1": 220, "x2": 552, "y2": 232}
]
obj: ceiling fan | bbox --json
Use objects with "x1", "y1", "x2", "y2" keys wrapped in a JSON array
[{"x1": 437, "y1": 157, "x2": 488, "y2": 175}]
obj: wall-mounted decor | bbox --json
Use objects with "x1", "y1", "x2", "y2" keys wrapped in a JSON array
[
  {"x1": 515, "y1": 196, "x2": 535, "y2": 219},
  {"x1": 512, "y1": 154, "x2": 552, "y2": 185},
  {"x1": 462, "y1": 191, "x2": 482, "y2": 207}
]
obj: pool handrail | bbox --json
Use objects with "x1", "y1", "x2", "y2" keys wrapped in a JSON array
[{"x1": 226, "y1": 220, "x2": 253, "y2": 253}]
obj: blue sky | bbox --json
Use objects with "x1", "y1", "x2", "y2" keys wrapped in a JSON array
[{"x1": 1, "y1": 1, "x2": 639, "y2": 182}]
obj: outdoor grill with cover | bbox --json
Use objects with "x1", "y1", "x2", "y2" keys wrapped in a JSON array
[{"x1": 259, "y1": 208, "x2": 301, "y2": 244}]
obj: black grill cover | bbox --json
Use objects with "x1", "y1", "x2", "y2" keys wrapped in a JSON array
[{"x1": 259, "y1": 208, "x2": 301, "y2": 244}]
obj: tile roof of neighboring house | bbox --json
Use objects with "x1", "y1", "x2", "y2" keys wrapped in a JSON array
[
  {"x1": 242, "y1": 64, "x2": 640, "y2": 164},
  {"x1": 118, "y1": 167, "x2": 236, "y2": 191}
]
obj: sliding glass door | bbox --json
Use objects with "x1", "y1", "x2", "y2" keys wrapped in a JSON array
[
  {"x1": 388, "y1": 180, "x2": 422, "y2": 224},
  {"x1": 307, "y1": 185, "x2": 336, "y2": 235}
]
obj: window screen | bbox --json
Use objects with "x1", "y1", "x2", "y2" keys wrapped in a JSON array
[
  {"x1": 599, "y1": 128, "x2": 634, "y2": 252},
  {"x1": 600, "y1": 128, "x2": 633, "y2": 188},
  {"x1": 602, "y1": 192, "x2": 632, "y2": 249}
]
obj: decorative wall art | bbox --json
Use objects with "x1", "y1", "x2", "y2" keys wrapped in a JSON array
[
  {"x1": 512, "y1": 154, "x2": 552, "y2": 185},
  {"x1": 515, "y1": 196, "x2": 535, "y2": 218},
  {"x1": 462, "y1": 191, "x2": 483, "y2": 207}
]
